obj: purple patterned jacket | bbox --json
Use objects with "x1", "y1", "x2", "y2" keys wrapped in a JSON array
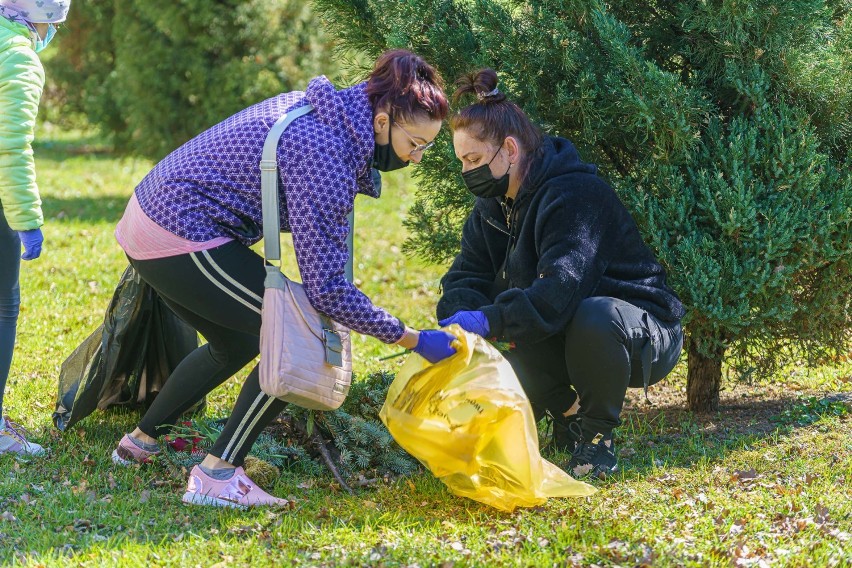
[{"x1": 134, "y1": 77, "x2": 405, "y2": 343}]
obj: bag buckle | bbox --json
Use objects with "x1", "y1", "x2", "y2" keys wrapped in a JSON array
[
  {"x1": 259, "y1": 159, "x2": 277, "y2": 171},
  {"x1": 323, "y1": 327, "x2": 344, "y2": 368}
]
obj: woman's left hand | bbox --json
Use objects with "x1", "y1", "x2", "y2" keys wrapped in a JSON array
[
  {"x1": 439, "y1": 310, "x2": 490, "y2": 337},
  {"x1": 18, "y1": 228, "x2": 43, "y2": 260}
]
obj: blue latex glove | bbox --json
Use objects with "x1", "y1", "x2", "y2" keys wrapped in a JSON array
[
  {"x1": 412, "y1": 330, "x2": 457, "y2": 364},
  {"x1": 18, "y1": 228, "x2": 43, "y2": 260},
  {"x1": 438, "y1": 310, "x2": 490, "y2": 337}
]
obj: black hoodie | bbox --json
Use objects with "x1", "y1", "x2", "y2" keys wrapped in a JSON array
[{"x1": 437, "y1": 136, "x2": 684, "y2": 344}]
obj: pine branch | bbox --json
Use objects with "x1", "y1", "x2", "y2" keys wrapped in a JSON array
[{"x1": 291, "y1": 415, "x2": 355, "y2": 495}]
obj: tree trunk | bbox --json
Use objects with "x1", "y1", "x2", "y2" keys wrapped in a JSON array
[{"x1": 686, "y1": 337, "x2": 725, "y2": 412}]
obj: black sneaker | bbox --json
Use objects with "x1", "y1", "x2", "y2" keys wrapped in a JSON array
[
  {"x1": 566, "y1": 433, "x2": 618, "y2": 479},
  {"x1": 541, "y1": 412, "x2": 584, "y2": 454}
]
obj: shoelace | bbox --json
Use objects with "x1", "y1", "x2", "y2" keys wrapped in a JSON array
[
  {"x1": 572, "y1": 436, "x2": 613, "y2": 463},
  {"x1": 542, "y1": 410, "x2": 584, "y2": 450},
  {"x1": 1, "y1": 417, "x2": 32, "y2": 447},
  {"x1": 564, "y1": 419, "x2": 584, "y2": 443},
  {"x1": 571, "y1": 441, "x2": 601, "y2": 462}
]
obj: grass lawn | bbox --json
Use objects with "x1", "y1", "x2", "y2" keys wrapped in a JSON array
[{"x1": 1, "y1": 129, "x2": 850, "y2": 567}]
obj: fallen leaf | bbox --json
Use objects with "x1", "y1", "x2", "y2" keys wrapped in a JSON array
[
  {"x1": 654, "y1": 472, "x2": 677, "y2": 483},
  {"x1": 729, "y1": 519, "x2": 747, "y2": 536},
  {"x1": 731, "y1": 469, "x2": 760, "y2": 483}
]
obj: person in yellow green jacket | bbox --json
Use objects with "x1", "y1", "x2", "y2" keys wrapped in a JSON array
[{"x1": 0, "y1": 0, "x2": 70, "y2": 456}]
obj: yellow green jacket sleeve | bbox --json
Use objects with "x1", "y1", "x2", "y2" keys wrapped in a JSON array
[{"x1": 0, "y1": 17, "x2": 45, "y2": 231}]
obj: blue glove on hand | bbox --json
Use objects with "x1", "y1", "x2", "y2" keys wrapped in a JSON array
[
  {"x1": 18, "y1": 228, "x2": 43, "y2": 260},
  {"x1": 438, "y1": 310, "x2": 490, "y2": 337},
  {"x1": 412, "y1": 330, "x2": 457, "y2": 364}
]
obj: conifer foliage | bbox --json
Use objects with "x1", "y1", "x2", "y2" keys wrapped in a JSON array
[
  {"x1": 45, "y1": 0, "x2": 335, "y2": 159},
  {"x1": 313, "y1": 0, "x2": 852, "y2": 410},
  {"x1": 160, "y1": 372, "x2": 420, "y2": 487}
]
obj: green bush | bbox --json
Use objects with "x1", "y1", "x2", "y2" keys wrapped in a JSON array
[
  {"x1": 313, "y1": 0, "x2": 852, "y2": 411},
  {"x1": 45, "y1": 0, "x2": 336, "y2": 159}
]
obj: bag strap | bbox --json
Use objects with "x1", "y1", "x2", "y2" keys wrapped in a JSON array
[{"x1": 260, "y1": 104, "x2": 354, "y2": 281}]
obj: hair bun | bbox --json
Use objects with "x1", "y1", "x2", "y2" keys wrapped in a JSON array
[
  {"x1": 476, "y1": 87, "x2": 500, "y2": 101},
  {"x1": 453, "y1": 68, "x2": 505, "y2": 104}
]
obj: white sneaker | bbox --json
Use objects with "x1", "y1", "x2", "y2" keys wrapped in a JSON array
[{"x1": 0, "y1": 417, "x2": 46, "y2": 456}]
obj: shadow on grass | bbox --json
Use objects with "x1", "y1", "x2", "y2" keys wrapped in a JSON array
[
  {"x1": 43, "y1": 195, "x2": 130, "y2": 224},
  {"x1": 608, "y1": 393, "x2": 850, "y2": 478},
  {"x1": 33, "y1": 135, "x2": 117, "y2": 160}
]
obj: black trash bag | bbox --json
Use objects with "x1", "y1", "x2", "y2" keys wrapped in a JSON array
[{"x1": 53, "y1": 265, "x2": 200, "y2": 431}]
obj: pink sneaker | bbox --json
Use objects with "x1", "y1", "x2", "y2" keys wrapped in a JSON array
[
  {"x1": 111, "y1": 434, "x2": 160, "y2": 465},
  {"x1": 182, "y1": 465, "x2": 289, "y2": 509},
  {"x1": 0, "y1": 417, "x2": 45, "y2": 456}
]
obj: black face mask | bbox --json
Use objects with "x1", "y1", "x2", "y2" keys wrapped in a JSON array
[
  {"x1": 373, "y1": 141, "x2": 409, "y2": 172},
  {"x1": 371, "y1": 167, "x2": 383, "y2": 197},
  {"x1": 462, "y1": 145, "x2": 511, "y2": 198}
]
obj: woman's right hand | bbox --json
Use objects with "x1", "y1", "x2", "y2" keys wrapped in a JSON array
[{"x1": 411, "y1": 329, "x2": 457, "y2": 364}]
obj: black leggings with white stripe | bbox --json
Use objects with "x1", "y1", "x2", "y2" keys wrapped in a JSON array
[{"x1": 129, "y1": 241, "x2": 284, "y2": 466}]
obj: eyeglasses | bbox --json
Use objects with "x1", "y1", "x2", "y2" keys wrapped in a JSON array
[{"x1": 391, "y1": 117, "x2": 435, "y2": 155}]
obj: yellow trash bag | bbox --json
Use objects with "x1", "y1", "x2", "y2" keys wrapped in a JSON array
[{"x1": 380, "y1": 326, "x2": 596, "y2": 512}]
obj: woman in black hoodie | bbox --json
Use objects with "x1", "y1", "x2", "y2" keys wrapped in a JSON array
[{"x1": 437, "y1": 69, "x2": 685, "y2": 479}]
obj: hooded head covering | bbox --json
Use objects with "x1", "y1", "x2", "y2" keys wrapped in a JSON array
[{"x1": 0, "y1": 0, "x2": 70, "y2": 23}]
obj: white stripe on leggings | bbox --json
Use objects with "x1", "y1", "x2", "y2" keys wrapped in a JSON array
[
  {"x1": 221, "y1": 392, "x2": 265, "y2": 462},
  {"x1": 223, "y1": 395, "x2": 275, "y2": 463},
  {"x1": 201, "y1": 250, "x2": 263, "y2": 304},
  {"x1": 189, "y1": 252, "x2": 261, "y2": 315}
]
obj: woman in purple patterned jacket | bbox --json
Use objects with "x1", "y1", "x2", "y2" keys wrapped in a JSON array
[{"x1": 110, "y1": 50, "x2": 455, "y2": 508}]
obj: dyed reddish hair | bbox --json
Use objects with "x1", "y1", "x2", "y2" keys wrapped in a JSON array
[
  {"x1": 451, "y1": 69, "x2": 543, "y2": 179},
  {"x1": 366, "y1": 49, "x2": 449, "y2": 122}
]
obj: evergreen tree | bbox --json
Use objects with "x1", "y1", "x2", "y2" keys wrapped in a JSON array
[
  {"x1": 45, "y1": 0, "x2": 336, "y2": 159},
  {"x1": 313, "y1": 0, "x2": 852, "y2": 411}
]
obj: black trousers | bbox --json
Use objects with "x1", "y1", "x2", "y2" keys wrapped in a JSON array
[
  {"x1": 504, "y1": 296, "x2": 683, "y2": 438},
  {"x1": 0, "y1": 205, "x2": 21, "y2": 417},
  {"x1": 129, "y1": 242, "x2": 285, "y2": 467}
]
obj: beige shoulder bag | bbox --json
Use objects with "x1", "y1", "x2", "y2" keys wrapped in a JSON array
[{"x1": 257, "y1": 104, "x2": 353, "y2": 410}]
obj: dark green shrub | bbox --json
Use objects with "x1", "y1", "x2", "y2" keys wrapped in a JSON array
[
  {"x1": 45, "y1": 0, "x2": 336, "y2": 159},
  {"x1": 313, "y1": 0, "x2": 852, "y2": 411}
]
